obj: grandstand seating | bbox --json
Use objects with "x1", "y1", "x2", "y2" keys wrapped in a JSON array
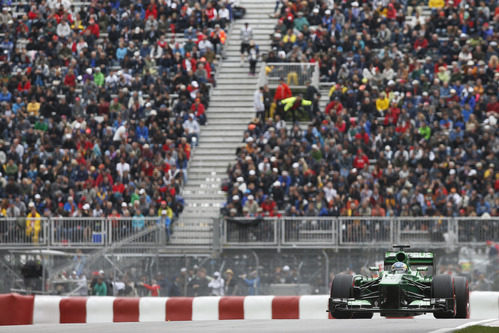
[
  {"x1": 222, "y1": 0, "x2": 498, "y2": 220},
  {"x1": 0, "y1": 0, "x2": 231, "y2": 247}
]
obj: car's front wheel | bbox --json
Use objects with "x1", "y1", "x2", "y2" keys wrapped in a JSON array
[
  {"x1": 432, "y1": 275, "x2": 456, "y2": 318},
  {"x1": 330, "y1": 274, "x2": 354, "y2": 319}
]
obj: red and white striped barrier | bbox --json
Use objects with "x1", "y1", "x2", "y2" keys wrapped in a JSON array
[{"x1": 0, "y1": 292, "x2": 497, "y2": 325}]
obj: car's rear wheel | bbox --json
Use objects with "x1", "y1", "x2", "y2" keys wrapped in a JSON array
[
  {"x1": 454, "y1": 277, "x2": 470, "y2": 319},
  {"x1": 432, "y1": 275, "x2": 456, "y2": 319},
  {"x1": 330, "y1": 274, "x2": 354, "y2": 319}
]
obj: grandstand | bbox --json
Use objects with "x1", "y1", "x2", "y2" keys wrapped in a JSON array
[{"x1": 0, "y1": 0, "x2": 497, "y2": 298}]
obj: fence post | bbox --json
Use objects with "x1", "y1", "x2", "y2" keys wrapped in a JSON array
[
  {"x1": 312, "y1": 62, "x2": 320, "y2": 88},
  {"x1": 449, "y1": 218, "x2": 457, "y2": 249},
  {"x1": 332, "y1": 218, "x2": 335, "y2": 246},
  {"x1": 391, "y1": 217, "x2": 400, "y2": 244},
  {"x1": 108, "y1": 218, "x2": 112, "y2": 246},
  {"x1": 223, "y1": 216, "x2": 227, "y2": 245},
  {"x1": 389, "y1": 218, "x2": 393, "y2": 245},
  {"x1": 278, "y1": 218, "x2": 283, "y2": 251},
  {"x1": 212, "y1": 216, "x2": 221, "y2": 256},
  {"x1": 338, "y1": 217, "x2": 342, "y2": 246},
  {"x1": 159, "y1": 222, "x2": 166, "y2": 246}
]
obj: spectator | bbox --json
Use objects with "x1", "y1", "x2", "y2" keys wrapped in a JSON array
[
  {"x1": 253, "y1": 86, "x2": 265, "y2": 122},
  {"x1": 240, "y1": 22, "x2": 253, "y2": 66},
  {"x1": 281, "y1": 95, "x2": 312, "y2": 123},
  {"x1": 208, "y1": 271, "x2": 225, "y2": 296},
  {"x1": 26, "y1": 202, "x2": 42, "y2": 243},
  {"x1": 224, "y1": 269, "x2": 241, "y2": 295},
  {"x1": 247, "y1": 40, "x2": 259, "y2": 75},
  {"x1": 139, "y1": 279, "x2": 161, "y2": 296},
  {"x1": 93, "y1": 276, "x2": 108, "y2": 296},
  {"x1": 273, "y1": 77, "x2": 292, "y2": 119},
  {"x1": 240, "y1": 270, "x2": 260, "y2": 295},
  {"x1": 188, "y1": 267, "x2": 210, "y2": 297},
  {"x1": 183, "y1": 114, "x2": 201, "y2": 146}
]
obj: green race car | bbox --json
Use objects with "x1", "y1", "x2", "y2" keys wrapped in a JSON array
[{"x1": 328, "y1": 245, "x2": 470, "y2": 319}]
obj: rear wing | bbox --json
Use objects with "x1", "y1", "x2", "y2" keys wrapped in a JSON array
[{"x1": 384, "y1": 252, "x2": 434, "y2": 267}]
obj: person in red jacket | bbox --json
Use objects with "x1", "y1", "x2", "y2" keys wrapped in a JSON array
[
  {"x1": 274, "y1": 77, "x2": 292, "y2": 119},
  {"x1": 386, "y1": 3, "x2": 397, "y2": 20},
  {"x1": 145, "y1": 3, "x2": 158, "y2": 19},
  {"x1": 63, "y1": 69, "x2": 76, "y2": 88},
  {"x1": 140, "y1": 279, "x2": 160, "y2": 296},
  {"x1": 353, "y1": 148, "x2": 369, "y2": 170},
  {"x1": 17, "y1": 75, "x2": 31, "y2": 94},
  {"x1": 261, "y1": 195, "x2": 276, "y2": 216},
  {"x1": 191, "y1": 98, "x2": 207, "y2": 125},
  {"x1": 413, "y1": 35, "x2": 428, "y2": 57},
  {"x1": 85, "y1": 18, "x2": 100, "y2": 38},
  {"x1": 384, "y1": 102, "x2": 400, "y2": 126}
]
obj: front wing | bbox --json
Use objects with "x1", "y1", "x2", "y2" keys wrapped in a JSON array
[{"x1": 328, "y1": 297, "x2": 455, "y2": 316}]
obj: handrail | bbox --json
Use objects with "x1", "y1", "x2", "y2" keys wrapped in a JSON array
[
  {"x1": 0, "y1": 216, "x2": 496, "y2": 250},
  {"x1": 221, "y1": 216, "x2": 498, "y2": 249}
]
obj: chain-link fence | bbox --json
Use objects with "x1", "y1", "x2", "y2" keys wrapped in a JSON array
[{"x1": 1, "y1": 245, "x2": 498, "y2": 296}]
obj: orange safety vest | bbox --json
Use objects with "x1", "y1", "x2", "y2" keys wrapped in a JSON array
[{"x1": 211, "y1": 30, "x2": 226, "y2": 44}]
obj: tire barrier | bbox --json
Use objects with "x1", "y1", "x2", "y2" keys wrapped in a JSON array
[{"x1": 0, "y1": 292, "x2": 497, "y2": 325}]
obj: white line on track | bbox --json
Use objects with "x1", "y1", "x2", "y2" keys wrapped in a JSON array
[{"x1": 430, "y1": 318, "x2": 497, "y2": 333}]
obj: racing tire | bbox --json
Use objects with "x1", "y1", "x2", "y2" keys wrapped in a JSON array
[
  {"x1": 432, "y1": 275, "x2": 456, "y2": 319},
  {"x1": 330, "y1": 274, "x2": 354, "y2": 319},
  {"x1": 454, "y1": 277, "x2": 470, "y2": 319}
]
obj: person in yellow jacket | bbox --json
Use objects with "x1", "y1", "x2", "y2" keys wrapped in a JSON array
[
  {"x1": 428, "y1": 0, "x2": 444, "y2": 8},
  {"x1": 328, "y1": 84, "x2": 348, "y2": 98},
  {"x1": 157, "y1": 200, "x2": 173, "y2": 220},
  {"x1": 26, "y1": 202, "x2": 42, "y2": 243},
  {"x1": 376, "y1": 92, "x2": 390, "y2": 114},
  {"x1": 27, "y1": 96, "x2": 40, "y2": 117},
  {"x1": 157, "y1": 200, "x2": 173, "y2": 242},
  {"x1": 281, "y1": 95, "x2": 312, "y2": 123},
  {"x1": 282, "y1": 29, "x2": 297, "y2": 44}
]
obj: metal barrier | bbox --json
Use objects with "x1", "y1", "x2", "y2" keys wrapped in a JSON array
[
  {"x1": 398, "y1": 217, "x2": 453, "y2": 246},
  {"x1": 339, "y1": 218, "x2": 393, "y2": 246},
  {"x1": 282, "y1": 217, "x2": 337, "y2": 245},
  {"x1": 221, "y1": 217, "x2": 499, "y2": 249},
  {"x1": 108, "y1": 217, "x2": 163, "y2": 246},
  {"x1": 258, "y1": 62, "x2": 320, "y2": 89},
  {"x1": 0, "y1": 218, "x2": 49, "y2": 246},
  {"x1": 224, "y1": 217, "x2": 277, "y2": 246},
  {"x1": 456, "y1": 218, "x2": 499, "y2": 245},
  {"x1": 1, "y1": 217, "x2": 497, "y2": 250},
  {"x1": 52, "y1": 218, "x2": 105, "y2": 247},
  {"x1": 0, "y1": 217, "x2": 165, "y2": 248}
]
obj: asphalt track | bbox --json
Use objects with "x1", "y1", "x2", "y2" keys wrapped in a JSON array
[{"x1": 2, "y1": 319, "x2": 496, "y2": 333}]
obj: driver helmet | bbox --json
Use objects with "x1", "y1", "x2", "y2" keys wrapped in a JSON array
[{"x1": 391, "y1": 262, "x2": 408, "y2": 273}]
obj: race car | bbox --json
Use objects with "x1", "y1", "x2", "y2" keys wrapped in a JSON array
[{"x1": 328, "y1": 245, "x2": 469, "y2": 319}]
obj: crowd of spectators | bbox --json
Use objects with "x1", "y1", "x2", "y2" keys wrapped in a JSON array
[
  {"x1": 223, "y1": 0, "x2": 498, "y2": 219},
  {"x1": 0, "y1": 0, "x2": 244, "y2": 242}
]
